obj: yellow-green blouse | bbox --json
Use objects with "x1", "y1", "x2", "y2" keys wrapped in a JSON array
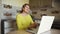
[{"x1": 16, "y1": 13, "x2": 34, "y2": 30}]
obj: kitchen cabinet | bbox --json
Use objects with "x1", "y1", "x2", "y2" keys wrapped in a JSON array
[
  {"x1": 29, "y1": 0, "x2": 52, "y2": 9},
  {"x1": 1, "y1": 19, "x2": 17, "y2": 34},
  {"x1": 29, "y1": 0, "x2": 52, "y2": 19}
]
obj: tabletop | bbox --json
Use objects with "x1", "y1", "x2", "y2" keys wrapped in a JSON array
[{"x1": 7, "y1": 29, "x2": 60, "y2": 34}]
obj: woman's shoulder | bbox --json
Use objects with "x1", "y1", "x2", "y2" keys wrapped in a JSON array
[
  {"x1": 16, "y1": 13, "x2": 21, "y2": 16},
  {"x1": 27, "y1": 14, "x2": 32, "y2": 17}
]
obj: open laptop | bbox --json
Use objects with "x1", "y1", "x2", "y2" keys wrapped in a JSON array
[
  {"x1": 26, "y1": 16, "x2": 55, "y2": 34},
  {"x1": 37, "y1": 16, "x2": 55, "y2": 34}
]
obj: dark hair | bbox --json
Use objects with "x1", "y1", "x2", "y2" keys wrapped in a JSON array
[{"x1": 20, "y1": 4, "x2": 29, "y2": 13}]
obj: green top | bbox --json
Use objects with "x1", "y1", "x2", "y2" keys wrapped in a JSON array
[{"x1": 16, "y1": 13, "x2": 34, "y2": 30}]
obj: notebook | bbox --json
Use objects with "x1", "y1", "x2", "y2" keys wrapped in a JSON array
[
  {"x1": 37, "y1": 16, "x2": 55, "y2": 34},
  {"x1": 26, "y1": 16, "x2": 55, "y2": 34}
]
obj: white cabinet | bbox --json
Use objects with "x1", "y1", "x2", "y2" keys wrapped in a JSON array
[
  {"x1": 2, "y1": 19, "x2": 17, "y2": 34},
  {"x1": 4, "y1": 21, "x2": 12, "y2": 34}
]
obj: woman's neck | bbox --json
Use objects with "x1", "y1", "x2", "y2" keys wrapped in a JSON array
[
  {"x1": 22, "y1": 12, "x2": 27, "y2": 14},
  {"x1": 21, "y1": 11, "x2": 28, "y2": 16}
]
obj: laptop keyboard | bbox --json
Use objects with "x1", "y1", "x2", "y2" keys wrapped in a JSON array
[{"x1": 26, "y1": 27, "x2": 39, "y2": 34}]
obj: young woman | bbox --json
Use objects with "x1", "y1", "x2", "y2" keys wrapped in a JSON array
[{"x1": 16, "y1": 4, "x2": 38, "y2": 30}]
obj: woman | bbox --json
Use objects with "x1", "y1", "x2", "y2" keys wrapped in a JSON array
[{"x1": 16, "y1": 4, "x2": 38, "y2": 30}]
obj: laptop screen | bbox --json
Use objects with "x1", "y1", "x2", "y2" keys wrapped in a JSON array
[{"x1": 37, "y1": 16, "x2": 55, "y2": 34}]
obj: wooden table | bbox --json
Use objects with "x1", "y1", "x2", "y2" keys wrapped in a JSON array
[
  {"x1": 7, "y1": 29, "x2": 60, "y2": 34},
  {"x1": 41, "y1": 29, "x2": 60, "y2": 34},
  {"x1": 7, "y1": 30, "x2": 32, "y2": 34}
]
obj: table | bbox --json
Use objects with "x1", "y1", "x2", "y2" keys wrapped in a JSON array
[
  {"x1": 7, "y1": 29, "x2": 60, "y2": 34},
  {"x1": 7, "y1": 30, "x2": 32, "y2": 34},
  {"x1": 41, "y1": 29, "x2": 60, "y2": 34}
]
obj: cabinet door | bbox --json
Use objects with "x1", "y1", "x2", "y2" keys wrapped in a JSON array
[
  {"x1": 29, "y1": 0, "x2": 41, "y2": 9},
  {"x1": 40, "y1": 0, "x2": 52, "y2": 7},
  {"x1": 29, "y1": 0, "x2": 52, "y2": 9}
]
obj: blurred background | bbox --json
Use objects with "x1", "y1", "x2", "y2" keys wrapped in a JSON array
[{"x1": 0, "y1": 0, "x2": 60, "y2": 34}]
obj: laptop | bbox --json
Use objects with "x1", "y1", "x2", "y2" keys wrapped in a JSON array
[{"x1": 26, "y1": 16, "x2": 55, "y2": 34}]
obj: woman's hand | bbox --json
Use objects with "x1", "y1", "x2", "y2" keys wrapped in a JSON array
[{"x1": 28, "y1": 22, "x2": 39, "y2": 30}]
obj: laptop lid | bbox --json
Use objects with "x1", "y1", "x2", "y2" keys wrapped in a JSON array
[{"x1": 37, "y1": 16, "x2": 55, "y2": 34}]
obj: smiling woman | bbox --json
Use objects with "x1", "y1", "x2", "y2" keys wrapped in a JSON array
[{"x1": 16, "y1": 4, "x2": 38, "y2": 30}]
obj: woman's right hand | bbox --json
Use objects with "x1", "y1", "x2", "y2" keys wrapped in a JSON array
[{"x1": 28, "y1": 23, "x2": 39, "y2": 30}]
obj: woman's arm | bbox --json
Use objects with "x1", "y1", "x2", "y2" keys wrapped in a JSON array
[
  {"x1": 28, "y1": 22, "x2": 39, "y2": 30},
  {"x1": 28, "y1": 15, "x2": 39, "y2": 29}
]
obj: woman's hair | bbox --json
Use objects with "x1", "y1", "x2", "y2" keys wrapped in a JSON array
[{"x1": 20, "y1": 4, "x2": 29, "y2": 13}]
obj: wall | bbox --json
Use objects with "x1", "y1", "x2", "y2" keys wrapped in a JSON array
[
  {"x1": 2, "y1": 0, "x2": 29, "y2": 7},
  {"x1": 52, "y1": 0, "x2": 60, "y2": 8},
  {"x1": 0, "y1": 0, "x2": 29, "y2": 19},
  {"x1": 0, "y1": 0, "x2": 2, "y2": 5}
]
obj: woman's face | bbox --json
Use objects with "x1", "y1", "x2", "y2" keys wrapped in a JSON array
[{"x1": 23, "y1": 5, "x2": 30, "y2": 13}]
